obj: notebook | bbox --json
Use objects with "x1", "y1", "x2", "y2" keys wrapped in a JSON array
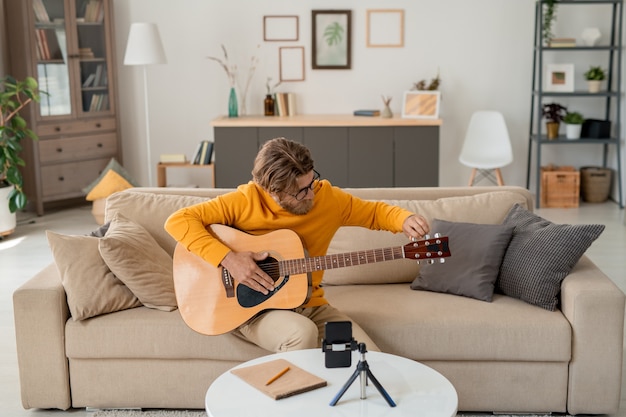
[{"x1": 230, "y1": 358, "x2": 327, "y2": 400}]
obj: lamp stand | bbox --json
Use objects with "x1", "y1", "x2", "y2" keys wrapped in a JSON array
[{"x1": 141, "y1": 65, "x2": 153, "y2": 187}]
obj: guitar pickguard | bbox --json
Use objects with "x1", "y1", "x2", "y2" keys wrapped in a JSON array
[{"x1": 237, "y1": 275, "x2": 291, "y2": 308}]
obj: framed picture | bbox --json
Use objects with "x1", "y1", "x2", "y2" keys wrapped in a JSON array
[
  {"x1": 279, "y1": 46, "x2": 305, "y2": 82},
  {"x1": 402, "y1": 91, "x2": 441, "y2": 119},
  {"x1": 545, "y1": 64, "x2": 575, "y2": 92},
  {"x1": 366, "y1": 9, "x2": 405, "y2": 47},
  {"x1": 263, "y1": 15, "x2": 299, "y2": 41},
  {"x1": 312, "y1": 10, "x2": 351, "y2": 69}
]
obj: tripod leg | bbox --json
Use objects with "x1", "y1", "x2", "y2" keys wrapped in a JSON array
[
  {"x1": 365, "y1": 368, "x2": 396, "y2": 407},
  {"x1": 329, "y1": 367, "x2": 361, "y2": 406}
]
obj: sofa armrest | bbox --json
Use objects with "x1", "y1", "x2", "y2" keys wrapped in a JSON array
[
  {"x1": 13, "y1": 264, "x2": 71, "y2": 410},
  {"x1": 560, "y1": 256, "x2": 625, "y2": 415}
]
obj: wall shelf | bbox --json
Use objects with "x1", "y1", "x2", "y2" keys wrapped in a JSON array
[{"x1": 526, "y1": 0, "x2": 623, "y2": 208}]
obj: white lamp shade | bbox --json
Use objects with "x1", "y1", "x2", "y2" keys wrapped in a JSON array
[{"x1": 124, "y1": 23, "x2": 167, "y2": 65}]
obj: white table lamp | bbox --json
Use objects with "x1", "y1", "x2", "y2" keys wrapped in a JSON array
[{"x1": 123, "y1": 22, "x2": 167, "y2": 186}]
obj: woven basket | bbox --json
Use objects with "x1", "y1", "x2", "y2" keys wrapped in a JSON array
[{"x1": 580, "y1": 167, "x2": 612, "y2": 203}]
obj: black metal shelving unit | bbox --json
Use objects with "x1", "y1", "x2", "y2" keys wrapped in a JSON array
[{"x1": 526, "y1": 0, "x2": 623, "y2": 208}]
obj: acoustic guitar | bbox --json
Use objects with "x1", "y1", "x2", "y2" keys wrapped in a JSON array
[{"x1": 173, "y1": 224, "x2": 450, "y2": 336}]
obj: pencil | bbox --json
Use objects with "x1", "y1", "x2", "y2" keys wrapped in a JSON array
[{"x1": 265, "y1": 366, "x2": 290, "y2": 385}]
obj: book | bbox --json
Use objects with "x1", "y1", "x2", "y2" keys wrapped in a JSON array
[
  {"x1": 230, "y1": 359, "x2": 326, "y2": 400},
  {"x1": 354, "y1": 109, "x2": 381, "y2": 117},
  {"x1": 198, "y1": 141, "x2": 209, "y2": 165},
  {"x1": 203, "y1": 141, "x2": 214, "y2": 164},
  {"x1": 159, "y1": 154, "x2": 187, "y2": 163},
  {"x1": 191, "y1": 141, "x2": 204, "y2": 165}
]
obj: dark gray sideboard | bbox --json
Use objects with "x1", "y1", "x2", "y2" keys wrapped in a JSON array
[{"x1": 211, "y1": 115, "x2": 441, "y2": 188}]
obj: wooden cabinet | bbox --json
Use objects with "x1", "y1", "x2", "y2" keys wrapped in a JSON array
[
  {"x1": 211, "y1": 115, "x2": 441, "y2": 188},
  {"x1": 4, "y1": 0, "x2": 121, "y2": 214}
]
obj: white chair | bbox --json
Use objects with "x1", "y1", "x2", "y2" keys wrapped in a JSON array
[{"x1": 459, "y1": 111, "x2": 513, "y2": 186}]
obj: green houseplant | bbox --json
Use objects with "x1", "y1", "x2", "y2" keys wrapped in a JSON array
[
  {"x1": 543, "y1": 0, "x2": 559, "y2": 46},
  {"x1": 583, "y1": 66, "x2": 606, "y2": 93},
  {"x1": 542, "y1": 102, "x2": 567, "y2": 139},
  {"x1": 1, "y1": 75, "x2": 41, "y2": 213},
  {"x1": 563, "y1": 111, "x2": 584, "y2": 139}
]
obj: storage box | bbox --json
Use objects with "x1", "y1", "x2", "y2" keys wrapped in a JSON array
[
  {"x1": 580, "y1": 166, "x2": 612, "y2": 203},
  {"x1": 541, "y1": 166, "x2": 580, "y2": 208},
  {"x1": 581, "y1": 119, "x2": 611, "y2": 139}
]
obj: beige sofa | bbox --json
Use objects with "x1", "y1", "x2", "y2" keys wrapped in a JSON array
[{"x1": 13, "y1": 186, "x2": 625, "y2": 414}]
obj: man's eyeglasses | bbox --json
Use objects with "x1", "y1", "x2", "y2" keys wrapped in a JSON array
[{"x1": 287, "y1": 170, "x2": 320, "y2": 201}]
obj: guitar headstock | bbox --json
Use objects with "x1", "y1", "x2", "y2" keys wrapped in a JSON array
[{"x1": 403, "y1": 234, "x2": 450, "y2": 264}]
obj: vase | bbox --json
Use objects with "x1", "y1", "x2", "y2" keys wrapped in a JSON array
[
  {"x1": 581, "y1": 27, "x2": 601, "y2": 46},
  {"x1": 0, "y1": 185, "x2": 17, "y2": 237},
  {"x1": 587, "y1": 80, "x2": 602, "y2": 93},
  {"x1": 228, "y1": 87, "x2": 238, "y2": 118},
  {"x1": 381, "y1": 104, "x2": 393, "y2": 118},
  {"x1": 546, "y1": 122, "x2": 560, "y2": 140},
  {"x1": 264, "y1": 94, "x2": 275, "y2": 116},
  {"x1": 565, "y1": 123, "x2": 582, "y2": 140}
]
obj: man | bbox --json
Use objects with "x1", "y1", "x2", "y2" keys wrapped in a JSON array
[{"x1": 165, "y1": 137, "x2": 429, "y2": 352}]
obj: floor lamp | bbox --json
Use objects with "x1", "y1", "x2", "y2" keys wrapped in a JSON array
[{"x1": 123, "y1": 22, "x2": 167, "y2": 186}]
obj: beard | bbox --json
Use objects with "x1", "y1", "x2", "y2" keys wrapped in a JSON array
[{"x1": 275, "y1": 196, "x2": 314, "y2": 215}]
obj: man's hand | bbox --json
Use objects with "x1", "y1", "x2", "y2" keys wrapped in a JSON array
[
  {"x1": 402, "y1": 214, "x2": 430, "y2": 240},
  {"x1": 220, "y1": 251, "x2": 275, "y2": 295}
]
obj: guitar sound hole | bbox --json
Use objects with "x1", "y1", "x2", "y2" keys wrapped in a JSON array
[
  {"x1": 237, "y1": 257, "x2": 288, "y2": 308},
  {"x1": 257, "y1": 256, "x2": 280, "y2": 282}
]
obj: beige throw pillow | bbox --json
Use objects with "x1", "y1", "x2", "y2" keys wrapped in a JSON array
[
  {"x1": 46, "y1": 231, "x2": 141, "y2": 320},
  {"x1": 98, "y1": 213, "x2": 177, "y2": 311}
]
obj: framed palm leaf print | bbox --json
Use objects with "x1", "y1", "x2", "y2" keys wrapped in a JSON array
[{"x1": 312, "y1": 10, "x2": 351, "y2": 69}]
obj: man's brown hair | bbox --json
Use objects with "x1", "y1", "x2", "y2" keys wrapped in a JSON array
[{"x1": 252, "y1": 137, "x2": 314, "y2": 194}]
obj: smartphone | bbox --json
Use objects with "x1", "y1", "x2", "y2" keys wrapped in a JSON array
[{"x1": 324, "y1": 321, "x2": 353, "y2": 368}]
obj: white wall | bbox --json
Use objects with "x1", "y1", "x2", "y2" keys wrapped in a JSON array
[{"x1": 3, "y1": 1, "x2": 625, "y2": 200}]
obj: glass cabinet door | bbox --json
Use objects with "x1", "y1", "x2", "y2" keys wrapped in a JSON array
[
  {"x1": 75, "y1": 0, "x2": 110, "y2": 115},
  {"x1": 31, "y1": 0, "x2": 111, "y2": 118},
  {"x1": 33, "y1": 0, "x2": 72, "y2": 117}
]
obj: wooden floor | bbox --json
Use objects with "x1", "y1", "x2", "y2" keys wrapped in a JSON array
[{"x1": 0, "y1": 200, "x2": 624, "y2": 416}]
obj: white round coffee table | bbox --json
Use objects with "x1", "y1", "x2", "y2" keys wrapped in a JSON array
[{"x1": 206, "y1": 349, "x2": 457, "y2": 417}]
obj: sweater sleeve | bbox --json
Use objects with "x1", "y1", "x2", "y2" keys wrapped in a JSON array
[
  {"x1": 164, "y1": 196, "x2": 237, "y2": 267},
  {"x1": 333, "y1": 187, "x2": 414, "y2": 232}
]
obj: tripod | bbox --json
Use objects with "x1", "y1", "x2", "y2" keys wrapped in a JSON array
[{"x1": 329, "y1": 342, "x2": 396, "y2": 407}]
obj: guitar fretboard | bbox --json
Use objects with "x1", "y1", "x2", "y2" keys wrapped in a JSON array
[{"x1": 278, "y1": 246, "x2": 405, "y2": 276}]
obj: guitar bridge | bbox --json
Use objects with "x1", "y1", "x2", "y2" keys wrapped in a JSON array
[{"x1": 221, "y1": 268, "x2": 235, "y2": 298}]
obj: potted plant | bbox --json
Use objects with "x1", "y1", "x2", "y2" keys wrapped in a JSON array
[
  {"x1": 0, "y1": 75, "x2": 41, "y2": 237},
  {"x1": 543, "y1": 0, "x2": 559, "y2": 46},
  {"x1": 583, "y1": 66, "x2": 606, "y2": 93},
  {"x1": 563, "y1": 111, "x2": 584, "y2": 139},
  {"x1": 542, "y1": 102, "x2": 567, "y2": 139}
]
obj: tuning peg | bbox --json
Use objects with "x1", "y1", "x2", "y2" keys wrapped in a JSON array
[
  {"x1": 434, "y1": 232, "x2": 441, "y2": 238},
  {"x1": 423, "y1": 234, "x2": 431, "y2": 240},
  {"x1": 427, "y1": 259, "x2": 435, "y2": 264},
  {"x1": 439, "y1": 258, "x2": 446, "y2": 264}
]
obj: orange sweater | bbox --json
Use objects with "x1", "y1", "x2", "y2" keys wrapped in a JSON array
[{"x1": 164, "y1": 180, "x2": 413, "y2": 307}]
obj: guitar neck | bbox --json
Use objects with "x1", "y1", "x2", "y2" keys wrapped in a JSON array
[{"x1": 279, "y1": 246, "x2": 406, "y2": 276}]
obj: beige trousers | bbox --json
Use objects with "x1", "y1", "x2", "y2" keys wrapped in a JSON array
[{"x1": 234, "y1": 304, "x2": 380, "y2": 353}]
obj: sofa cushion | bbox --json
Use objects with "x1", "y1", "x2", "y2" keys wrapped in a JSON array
[
  {"x1": 323, "y1": 191, "x2": 529, "y2": 285},
  {"x1": 98, "y1": 213, "x2": 177, "y2": 311},
  {"x1": 46, "y1": 231, "x2": 141, "y2": 320},
  {"x1": 65, "y1": 307, "x2": 269, "y2": 362},
  {"x1": 411, "y1": 219, "x2": 514, "y2": 301},
  {"x1": 85, "y1": 169, "x2": 134, "y2": 201},
  {"x1": 105, "y1": 191, "x2": 208, "y2": 256},
  {"x1": 325, "y1": 284, "x2": 571, "y2": 362},
  {"x1": 497, "y1": 204, "x2": 605, "y2": 311}
]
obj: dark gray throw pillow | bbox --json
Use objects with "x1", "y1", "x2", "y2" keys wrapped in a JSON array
[
  {"x1": 411, "y1": 219, "x2": 514, "y2": 302},
  {"x1": 497, "y1": 204, "x2": 604, "y2": 311}
]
